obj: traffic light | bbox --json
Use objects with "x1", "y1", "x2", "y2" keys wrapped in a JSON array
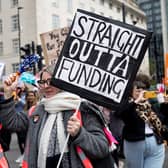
[
  {"x1": 36, "y1": 45, "x2": 42, "y2": 55},
  {"x1": 20, "y1": 42, "x2": 43, "y2": 72},
  {"x1": 20, "y1": 44, "x2": 31, "y2": 55},
  {"x1": 36, "y1": 45, "x2": 43, "y2": 71}
]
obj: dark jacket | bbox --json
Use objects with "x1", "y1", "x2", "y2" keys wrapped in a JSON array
[
  {"x1": 160, "y1": 103, "x2": 168, "y2": 125},
  {"x1": 0, "y1": 97, "x2": 110, "y2": 168},
  {"x1": 117, "y1": 101, "x2": 163, "y2": 144}
]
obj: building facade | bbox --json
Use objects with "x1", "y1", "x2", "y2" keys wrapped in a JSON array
[
  {"x1": 0, "y1": 0, "x2": 148, "y2": 77},
  {"x1": 160, "y1": 0, "x2": 168, "y2": 85},
  {"x1": 136, "y1": 0, "x2": 164, "y2": 83}
]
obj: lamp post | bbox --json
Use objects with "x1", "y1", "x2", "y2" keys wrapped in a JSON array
[
  {"x1": 122, "y1": 2, "x2": 126, "y2": 23},
  {"x1": 17, "y1": 6, "x2": 23, "y2": 63}
]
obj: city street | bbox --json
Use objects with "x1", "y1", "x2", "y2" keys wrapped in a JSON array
[
  {"x1": 5, "y1": 133, "x2": 21, "y2": 168},
  {"x1": 4, "y1": 133, "x2": 168, "y2": 168}
]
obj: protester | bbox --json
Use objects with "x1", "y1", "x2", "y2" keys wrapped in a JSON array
[
  {"x1": 0, "y1": 87, "x2": 11, "y2": 152},
  {"x1": 0, "y1": 65, "x2": 113, "y2": 168},
  {"x1": 116, "y1": 74, "x2": 165, "y2": 168},
  {"x1": 101, "y1": 107, "x2": 124, "y2": 167},
  {"x1": 24, "y1": 90, "x2": 39, "y2": 116},
  {"x1": 16, "y1": 88, "x2": 38, "y2": 165},
  {"x1": 0, "y1": 87, "x2": 11, "y2": 168}
]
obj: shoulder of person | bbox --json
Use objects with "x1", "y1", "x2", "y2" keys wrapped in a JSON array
[
  {"x1": 80, "y1": 101, "x2": 106, "y2": 125},
  {"x1": 29, "y1": 103, "x2": 44, "y2": 116}
]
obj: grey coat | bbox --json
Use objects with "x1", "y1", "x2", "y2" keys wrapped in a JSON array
[{"x1": 0, "y1": 98, "x2": 109, "y2": 168}]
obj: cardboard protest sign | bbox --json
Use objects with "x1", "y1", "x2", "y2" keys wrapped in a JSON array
[
  {"x1": 0, "y1": 63, "x2": 5, "y2": 80},
  {"x1": 40, "y1": 27, "x2": 69, "y2": 65},
  {"x1": 52, "y1": 9, "x2": 152, "y2": 110}
]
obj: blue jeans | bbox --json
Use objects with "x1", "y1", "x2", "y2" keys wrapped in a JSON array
[{"x1": 124, "y1": 136, "x2": 165, "y2": 168}]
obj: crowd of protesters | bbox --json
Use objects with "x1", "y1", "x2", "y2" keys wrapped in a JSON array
[
  {"x1": 0, "y1": 66, "x2": 168, "y2": 168},
  {"x1": 0, "y1": 65, "x2": 115, "y2": 168}
]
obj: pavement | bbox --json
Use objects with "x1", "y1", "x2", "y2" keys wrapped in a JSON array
[
  {"x1": 5, "y1": 133, "x2": 21, "y2": 168},
  {"x1": 4, "y1": 133, "x2": 168, "y2": 168}
]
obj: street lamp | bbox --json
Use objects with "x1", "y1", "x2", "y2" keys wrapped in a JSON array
[
  {"x1": 122, "y1": 2, "x2": 126, "y2": 23},
  {"x1": 17, "y1": 6, "x2": 23, "y2": 63}
]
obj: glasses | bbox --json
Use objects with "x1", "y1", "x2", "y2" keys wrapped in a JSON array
[{"x1": 37, "y1": 78, "x2": 51, "y2": 86}]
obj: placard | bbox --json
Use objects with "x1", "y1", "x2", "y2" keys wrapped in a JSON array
[
  {"x1": 52, "y1": 9, "x2": 152, "y2": 110},
  {"x1": 40, "y1": 27, "x2": 69, "y2": 65}
]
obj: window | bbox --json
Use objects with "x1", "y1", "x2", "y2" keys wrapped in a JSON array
[
  {"x1": 52, "y1": 0, "x2": 59, "y2": 7},
  {"x1": 130, "y1": 14, "x2": 134, "y2": 19},
  {"x1": 0, "y1": 42, "x2": 3, "y2": 55},
  {"x1": 12, "y1": 63, "x2": 19, "y2": 73},
  {"x1": 146, "y1": 9, "x2": 152, "y2": 16},
  {"x1": 0, "y1": 19, "x2": 2, "y2": 33},
  {"x1": 117, "y1": 6, "x2": 121, "y2": 13},
  {"x1": 67, "y1": 0, "x2": 72, "y2": 12},
  {"x1": 11, "y1": 15, "x2": 18, "y2": 31},
  {"x1": 154, "y1": 2, "x2": 160, "y2": 8},
  {"x1": 155, "y1": 15, "x2": 161, "y2": 21},
  {"x1": 156, "y1": 28, "x2": 162, "y2": 34},
  {"x1": 109, "y1": 3, "x2": 113, "y2": 9},
  {"x1": 140, "y1": 18, "x2": 143, "y2": 24},
  {"x1": 100, "y1": 0, "x2": 104, "y2": 5},
  {"x1": 154, "y1": 8, "x2": 161, "y2": 15},
  {"x1": 67, "y1": 19, "x2": 72, "y2": 27},
  {"x1": 52, "y1": 15, "x2": 60, "y2": 28},
  {"x1": 12, "y1": 39, "x2": 19, "y2": 54},
  {"x1": 11, "y1": 0, "x2": 18, "y2": 8}
]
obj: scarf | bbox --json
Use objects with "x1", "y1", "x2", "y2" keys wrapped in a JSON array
[
  {"x1": 132, "y1": 98, "x2": 162, "y2": 136},
  {"x1": 37, "y1": 91, "x2": 81, "y2": 168}
]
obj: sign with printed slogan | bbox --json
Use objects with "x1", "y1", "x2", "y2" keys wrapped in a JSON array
[{"x1": 52, "y1": 9, "x2": 152, "y2": 110}]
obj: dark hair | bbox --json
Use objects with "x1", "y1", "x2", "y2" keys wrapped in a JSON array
[
  {"x1": 135, "y1": 73, "x2": 151, "y2": 89},
  {"x1": 129, "y1": 81, "x2": 146, "y2": 97},
  {"x1": 133, "y1": 81, "x2": 146, "y2": 89},
  {"x1": 24, "y1": 90, "x2": 38, "y2": 111}
]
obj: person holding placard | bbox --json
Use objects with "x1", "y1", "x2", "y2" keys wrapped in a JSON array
[{"x1": 0, "y1": 65, "x2": 115, "y2": 168}]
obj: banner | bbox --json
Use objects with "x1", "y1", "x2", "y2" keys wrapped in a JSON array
[
  {"x1": 52, "y1": 9, "x2": 152, "y2": 110},
  {"x1": 40, "y1": 27, "x2": 69, "y2": 65}
]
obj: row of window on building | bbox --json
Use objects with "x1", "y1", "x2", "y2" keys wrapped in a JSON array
[{"x1": 0, "y1": 0, "x2": 145, "y2": 57}]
